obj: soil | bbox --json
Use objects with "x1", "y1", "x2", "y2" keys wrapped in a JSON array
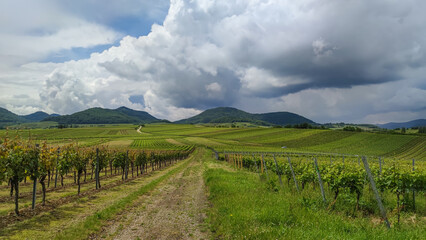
[
  {"x1": 0, "y1": 163, "x2": 172, "y2": 229},
  {"x1": 92, "y1": 156, "x2": 210, "y2": 240}
]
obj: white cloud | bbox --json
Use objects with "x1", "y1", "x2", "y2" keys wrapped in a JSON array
[
  {"x1": 2, "y1": 0, "x2": 426, "y2": 124},
  {"x1": 206, "y1": 82, "x2": 222, "y2": 92},
  {"x1": 0, "y1": 2, "x2": 121, "y2": 68}
]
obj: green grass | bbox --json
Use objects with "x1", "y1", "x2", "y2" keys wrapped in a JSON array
[{"x1": 204, "y1": 156, "x2": 425, "y2": 239}]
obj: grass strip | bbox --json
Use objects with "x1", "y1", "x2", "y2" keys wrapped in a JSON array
[
  {"x1": 55, "y1": 149, "x2": 197, "y2": 240},
  {"x1": 204, "y1": 156, "x2": 425, "y2": 240}
]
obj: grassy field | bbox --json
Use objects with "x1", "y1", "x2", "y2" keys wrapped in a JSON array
[{"x1": 204, "y1": 157, "x2": 425, "y2": 239}]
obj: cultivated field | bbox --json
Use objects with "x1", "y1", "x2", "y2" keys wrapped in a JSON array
[{"x1": 0, "y1": 124, "x2": 424, "y2": 239}]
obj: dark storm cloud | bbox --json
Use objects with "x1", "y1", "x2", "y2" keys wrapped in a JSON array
[
  {"x1": 157, "y1": 68, "x2": 241, "y2": 109},
  {"x1": 35, "y1": 0, "x2": 426, "y2": 122},
  {"x1": 233, "y1": 0, "x2": 426, "y2": 98}
]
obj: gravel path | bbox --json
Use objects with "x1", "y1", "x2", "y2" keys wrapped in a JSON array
[{"x1": 93, "y1": 151, "x2": 210, "y2": 240}]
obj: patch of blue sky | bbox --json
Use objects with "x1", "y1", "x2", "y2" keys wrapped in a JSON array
[
  {"x1": 109, "y1": 15, "x2": 159, "y2": 38},
  {"x1": 41, "y1": 13, "x2": 167, "y2": 63},
  {"x1": 129, "y1": 95, "x2": 145, "y2": 106},
  {"x1": 40, "y1": 43, "x2": 119, "y2": 63}
]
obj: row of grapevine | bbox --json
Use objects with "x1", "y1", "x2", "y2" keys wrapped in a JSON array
[
  {"x1": 0, "y1": 135, "x2": 192, "y2": 216},
  {"x1": 218, "y1": 151, "x2": 425, "y2": 226},
  {"x1": 130, "y1": 139, "x2": 194, "y2": 151}
]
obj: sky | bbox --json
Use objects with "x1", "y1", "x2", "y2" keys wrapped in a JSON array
[{"x1": 0, "y1": 0, "x2": 425, "y2": 124}]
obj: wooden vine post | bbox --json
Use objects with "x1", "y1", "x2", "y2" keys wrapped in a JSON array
[
  {"x1": 96, "y1": 148, "x2": 100, "y2": 189},
  {"x1": 314, "y1": 158, "x2": 326, "y2": 203},
  {"x1": 273, "y1": 154, "x2": 283, "y2": 187},
  {"x1": 125, "y1": 150, "x2": 129, "y2": 180},
  {"x1": 54, "y1": 148, "x2": 59, "y2": 188},
  {"x1": 236, "y1": 154, "x2": 239, "y2": 169},
  {"x1": 262, "y1": 154, "x2": 269, "y2": 181},
  {"x1": 287, "y1": 156, "x2": 299, "y2": 193},
  {"x1": 32, "y1": 144, "x2": 40, "y2": 210},
  {"x1": 412, "y1": 158, "x2": 415, "y2": 211},
  {"x1": 362, "y1": 156, "x2": 391, "y2": 229},
  {"x1": 32, "y1": 176, "x2": 37, "y2": 210}
]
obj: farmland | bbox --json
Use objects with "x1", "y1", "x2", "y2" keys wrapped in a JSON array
[
  {"x1": 0, "y1": 123, "x2": 425, "y2": 239},
  {"x1": 1, "y1": 123, "x2": 424, "y2": 159}
]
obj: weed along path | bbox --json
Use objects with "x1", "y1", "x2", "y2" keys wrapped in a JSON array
[{"x1": 92, "y1": 148, "x2": 210, "y2": 240}]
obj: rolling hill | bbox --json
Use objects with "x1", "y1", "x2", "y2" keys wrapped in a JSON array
[
  {"x1": 22, "y1": 111, "x2": 59, "y2": 122},
  {"x1": 175, "y1": 107, "x2": 315, "y2": 126},
  {"x1": 0, "y1": 107, "x2": 27, "y2": 127},
  {"x1": 114, "y1": 106, "x2": 158, "y2": 122},
  {"x1": 377, "y1": 119, "x2": 426, "y2": 129},
  {"x1": 43, "y1": 107, "x2": 159, "y2": 124},
  {"x1": 256, "y1": 112, "x2": 315, "y2": 126}
]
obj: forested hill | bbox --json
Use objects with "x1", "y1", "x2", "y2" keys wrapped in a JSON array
[
  {"x1": 43, "y1": 107, "x2": 159, "y2": 124},
  {"x1": 0, "y1": 107, "x2": 27, "y2": 127},
  {"x1": 175, "y1": 107, "x2": 315, "y2": 126}
]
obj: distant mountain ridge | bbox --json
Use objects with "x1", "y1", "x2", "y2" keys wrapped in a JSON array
[
  {"x1": 377, "y1": 119, "x2": 426, "y2": 129},
  {"x1": 22, "y1": 111, "x2": 59, "y2": 122},
  {"x1": 2, "y1": 105, "x2": 423, "y2": 128},
  {"x1": 0, "y1": 107, "x2": 59, "y2": 128},
  {"x1": 0, "y1": 107, "x2": 26, "y2": 125},
  {"x1": 175, "y1": 107, "x2": 315, "y2": 126},
  {"x1": 43, "y1": 107, "x2": 159, "y2": 124}
]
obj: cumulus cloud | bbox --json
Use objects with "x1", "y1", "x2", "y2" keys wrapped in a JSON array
[
  {"x1": 0, "y1": 2, "x2": 121, "y2": 68},
  {"x1": 2, "y1": 0, "x2": 426, "y2": 123}
]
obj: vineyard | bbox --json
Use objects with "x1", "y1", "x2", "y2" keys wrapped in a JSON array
[
  {"x1": 0, "y1": 135, "x2": 192, "y2": 230},
  {"x1": 130, "y1": 139, "x2": 194, "y2": 151},
  {"x1": 0, "y1": 124, "x2": 424, "y2": 239},
  {"x1": 215, "y1": 151, "x2": 425, "y2": 227},
  {"x1": 136, "y1": 124, "x2": 426, "y2": 160}
]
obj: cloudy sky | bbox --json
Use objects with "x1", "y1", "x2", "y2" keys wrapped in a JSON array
[{"x1": 0, "y1": 0, "x2": 425, "y2": 124}]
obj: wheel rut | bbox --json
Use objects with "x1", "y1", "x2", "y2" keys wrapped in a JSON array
[{"x1": 92, "y1": 150, "x2": 210, "y2": 240}]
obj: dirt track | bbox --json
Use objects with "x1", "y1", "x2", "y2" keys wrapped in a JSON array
[{"x1": 92, "y1": 151, "x2": 210, "y2": 240}]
